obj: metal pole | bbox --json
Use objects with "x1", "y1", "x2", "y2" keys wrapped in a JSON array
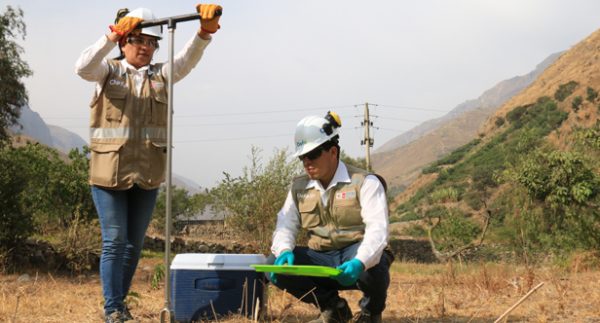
[
  {"x1": 138, "y1": 10, "x2": 221, "y2": 322},
  {"x1": 138, "y1": 13, "x2": 200, "y2": 29},
  {"x1": 364, "y1": 102, "x2": 371, "y2": 171},
  {"x1": 159, "y1": 17, "x2": 176, "y2": 323}
]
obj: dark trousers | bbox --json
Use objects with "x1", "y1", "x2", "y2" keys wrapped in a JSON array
[{"x1": 270, "y1": 243, "x2": 393, "y2": 315}]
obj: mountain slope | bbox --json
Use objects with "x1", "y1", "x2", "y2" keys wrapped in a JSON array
[
  {"x1": 11, "y1": 104, "x2": 87, "y2": 154},
  {"x1": 392, "y1": 27, "x2": 600, "y2": 255},
  {"x1": 372, "y1": 52, "x2": 561, "y2": 190},
  {"x1": 377, "y1": 52, "x2": 561, "y2": 154},
  {"x1": 482, "y1": 29, "x2": 600, "y2": 135},
  {"x1": 48, "y1": 125, "x2": 87, "y2": 153},
  {"x1": 10, "y1": 104, "x2": 54, "y2": 148}
]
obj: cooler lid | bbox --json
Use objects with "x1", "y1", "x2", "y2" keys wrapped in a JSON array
[{"x1": 170, "y1": 253, "x2": 267, "y2": 271}]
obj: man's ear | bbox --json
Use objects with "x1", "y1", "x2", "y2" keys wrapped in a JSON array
[{"x1": 332, "y1": 146, "x2": 339, "y2": 159}]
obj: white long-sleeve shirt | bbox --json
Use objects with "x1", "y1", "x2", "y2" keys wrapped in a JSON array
[
  {"x1": 75, "y1": 33, "x2": 210, "y2": 94},
  {"x1": 271, "y1": 161, "x2": 389, "y2": 270}
]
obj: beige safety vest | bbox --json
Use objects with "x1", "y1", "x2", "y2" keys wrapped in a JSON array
[
  {"x1": 88, "y1": 60, "x2": 168, "y2": 190},
  {"x1": 292, "y1": 164, "x2": 370, "y2": 251}
]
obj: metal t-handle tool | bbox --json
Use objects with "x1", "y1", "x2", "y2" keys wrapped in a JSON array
[{"x1": 138, "y1": 10, "x2": 221, "y2": 323}]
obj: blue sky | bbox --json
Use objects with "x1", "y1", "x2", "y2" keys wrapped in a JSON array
[{"x1": 6, "y1": 0, "x2": 600, "y2": 188}]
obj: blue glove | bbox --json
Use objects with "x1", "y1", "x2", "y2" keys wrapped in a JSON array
[
  {"x1": 270, "y1": 250, "x2": 294, "y2": 284},
  {"x1": 335, "y1": 258, "x2": 364, "y2": 286}
]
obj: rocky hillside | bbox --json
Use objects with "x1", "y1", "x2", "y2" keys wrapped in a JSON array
[{"x1": 372, "y1": 52, "x2": 561, "y2": 190}]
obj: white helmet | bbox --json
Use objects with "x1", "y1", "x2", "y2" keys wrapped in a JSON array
[
  {"x1": 126, "y1": 8, "x2": 162, "y2": 39},
  {"x1": 293, "y1": 111, "x2": 342, "y2": 157}
]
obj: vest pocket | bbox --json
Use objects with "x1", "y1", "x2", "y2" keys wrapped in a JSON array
[
  {"x1": 298, "y1": 199, "x2": 321, "y2": 229},
  {"x1": 147, "y1": 141, "x2": 167, "y2": 185},
  {"x1": 151, "y1": 92, "x2": 168, "y2": 126},
  {"x1": 89, "y1": 142, "x2": 124, "y2": 187},
  {"x1": 334, "y1": 198, "x2": 362, "y2": 229},
  {"x1": 104, "y1": 90, "x2": 127, "y2": 122}
]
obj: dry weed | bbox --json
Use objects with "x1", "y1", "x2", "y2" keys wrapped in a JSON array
[{"x1": 1, "y1": 259, "x2": 600, "y2": 322}]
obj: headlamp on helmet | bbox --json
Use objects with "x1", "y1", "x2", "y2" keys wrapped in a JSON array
[{"x1": 293, "y1": 111, "x2": 342, "y2": 157}]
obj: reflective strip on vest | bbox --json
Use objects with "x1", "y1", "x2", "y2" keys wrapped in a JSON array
[
  {"x1": 142, "y1": 127, "x2": 167, "y2": 141},
  {"x1": 90, "y1": 127, "x2": 131, "y2": 139},
  {"x1": 89, "y1": 127, "x2": 166, "y2": 141}
]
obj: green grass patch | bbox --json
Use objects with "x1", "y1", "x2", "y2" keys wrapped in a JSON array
[{"x1": 141, "y1": 249, "x2": 164, "y2": 259}]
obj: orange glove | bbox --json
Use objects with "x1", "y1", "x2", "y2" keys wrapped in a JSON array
[
  {"x1": 196, "y1": 4, "x2": 222, "y2": 33},
  {"x1": 109, "y1": 16, "x2": 143, "y2": 37}
]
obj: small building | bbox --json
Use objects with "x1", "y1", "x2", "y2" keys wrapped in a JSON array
[{"x1": 174, "y1": 206, "x2": 227, "y2": 233}]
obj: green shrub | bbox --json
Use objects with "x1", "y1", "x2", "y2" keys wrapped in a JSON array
[
  {"x1": 572, "y1": 96, "x2": 583, "y2": 112},
  {"x1": 431, "y1": 208, "x2": 481, "y2": 252},
  {"x1": 463, "y1": 191, "x2": 484, "y2": 210},
  {"x1": 398, "y1": 212, "x2": 421, "y2": 222},
  {"x1": 506, "y1": 105, "x2": 529, "y2": 124},
  {"x1": 554, "y1": 81, "x2": 579, "y2": 102},
  {"x1": 574, "y1": 124, "x2": 600, "y2": 150},
  {"x1": 1, "y1": 144, "x2": 94, "y2": 250},
  {"x1": 495, "y1": 117, "x2": 505, "y2": 127},
  {"x1": 430, "y1": 187, "x2": 460, "y2": 203},
  {"x1": 425, "y1": 205, "x2": 448, "y2": 219},
  {"x1": 0, "y1": 147, "x2": 32, "y2": 249},
  {"x1": 434, "y1": 139, "x2": 481, "y2": 166},
  {"x1": 400, "y1": 223, "x2": 427, "y2": 237},
  {"x1": 421, "y1": 164, "x2": 440, "y2": 174},
  {"x1": 210, "y1": 147, "x2": 301, "y2": 253},
  {"x1": 515, "y1": 150, "x2": 598, "y2": 207},
  {"x1": 586, "y1": 87, "x2": 598, "y2": 102}
]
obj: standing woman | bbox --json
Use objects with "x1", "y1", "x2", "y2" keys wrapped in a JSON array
[{"x1": 75, "y1": 4, "x2": 222, "y2": 323}]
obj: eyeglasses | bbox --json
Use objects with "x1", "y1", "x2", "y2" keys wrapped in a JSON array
[
  {"x1": 126, "y1": 36, "x2": 159, "y2": 49},
  {"x1": 298, "y1": 146, "x2": 326, "y2": 161}
]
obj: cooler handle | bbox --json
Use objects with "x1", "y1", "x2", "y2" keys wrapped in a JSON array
[{"x1": 208, "y1": 262, "x2": 225, "y2": 267}]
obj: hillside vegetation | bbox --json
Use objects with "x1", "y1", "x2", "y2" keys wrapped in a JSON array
[
  {"x1": 372, "y1": 52, "x2": 561, "y2": 193},
  {"x1": 394, "y1": 74, "x2": 600, "y2": 258}
]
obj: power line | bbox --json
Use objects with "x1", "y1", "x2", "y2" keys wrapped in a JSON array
[
  {"x1": 370, "y1": 115, "x2": 424, "y2": 123},
  {"x1": 170, "y1": 119, "x2": 298, "y2": 127},
  {"x1": 375, "y1": 104, "x2": 447, "y2": 113},
  {"x1": 40, "y1": 103, "x2": 445, "y2": 120},
  {"x1": 175, "y1": 133, "x2": 289, "y2": 143},
  {"x1": 376, "y1": 127, "x2": 408, "y2": 133},
  {"x1": 174, "y1": 105, "x2": 357, "y2": 117}
]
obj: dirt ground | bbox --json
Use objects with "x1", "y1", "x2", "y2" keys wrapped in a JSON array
[{"x1": 1, "y1": 258, "x2": 600, "y2": 323}]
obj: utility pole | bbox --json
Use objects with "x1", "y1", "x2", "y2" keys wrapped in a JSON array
[{"x1": 361, "y1": 102, "x2": 374, "y2": 171}]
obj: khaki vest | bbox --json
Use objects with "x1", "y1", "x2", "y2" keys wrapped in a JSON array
[
  {"x1": 88, "y1": 60, "x2": 168, "y2": 190},
  {"x1": 292, "y1": 164, "x2": 370, "y2": 251}
]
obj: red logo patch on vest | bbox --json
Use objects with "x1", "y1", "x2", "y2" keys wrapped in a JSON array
[
  {"x1": 335, "y1": 191, "x2": 356, "y2": 200},
  {"x1": 151, "y1": 81, "x2": 164, "y2": 90}
]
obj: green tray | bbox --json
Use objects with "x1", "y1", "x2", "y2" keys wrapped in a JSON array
[{"x1": 251, "y1": 264, "x2": 341, "y2": 277}]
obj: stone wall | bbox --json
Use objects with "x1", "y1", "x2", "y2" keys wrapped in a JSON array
[{"x1": 144, "y1": 235, "x2": 437, "y2": 263}]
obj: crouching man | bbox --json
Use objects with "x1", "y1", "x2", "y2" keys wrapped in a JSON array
[{"x1": 269, "y1": 111, "x2": 394, "y2": 323}]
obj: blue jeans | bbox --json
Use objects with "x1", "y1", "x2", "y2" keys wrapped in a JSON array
[
  {"x1": 270, "y1": 243, "x2": 393, "y2": 315},
  {"x1": 91, "y1": 184, "x2": 158, "y2": 315}
]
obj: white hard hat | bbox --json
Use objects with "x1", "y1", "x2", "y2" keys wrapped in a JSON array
[
  {"x1": 293, "y1": 111, "x2": 342, "y2": 157},
  {"x1": 126, "y1": 8, "x2": 162, "y2": 39}
]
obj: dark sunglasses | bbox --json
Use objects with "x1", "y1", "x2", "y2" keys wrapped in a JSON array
[{"x1": 298, "y1": 146, "x2": 327, "y2": 161}]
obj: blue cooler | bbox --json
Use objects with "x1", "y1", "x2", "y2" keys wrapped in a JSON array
[{"x1": 170, "y1": 253, "x2": 267, "y2": 322}]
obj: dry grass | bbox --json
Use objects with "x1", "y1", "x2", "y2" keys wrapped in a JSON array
[{"x1": 1, "y1": 259, "x2": 600, "y2": 322}]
